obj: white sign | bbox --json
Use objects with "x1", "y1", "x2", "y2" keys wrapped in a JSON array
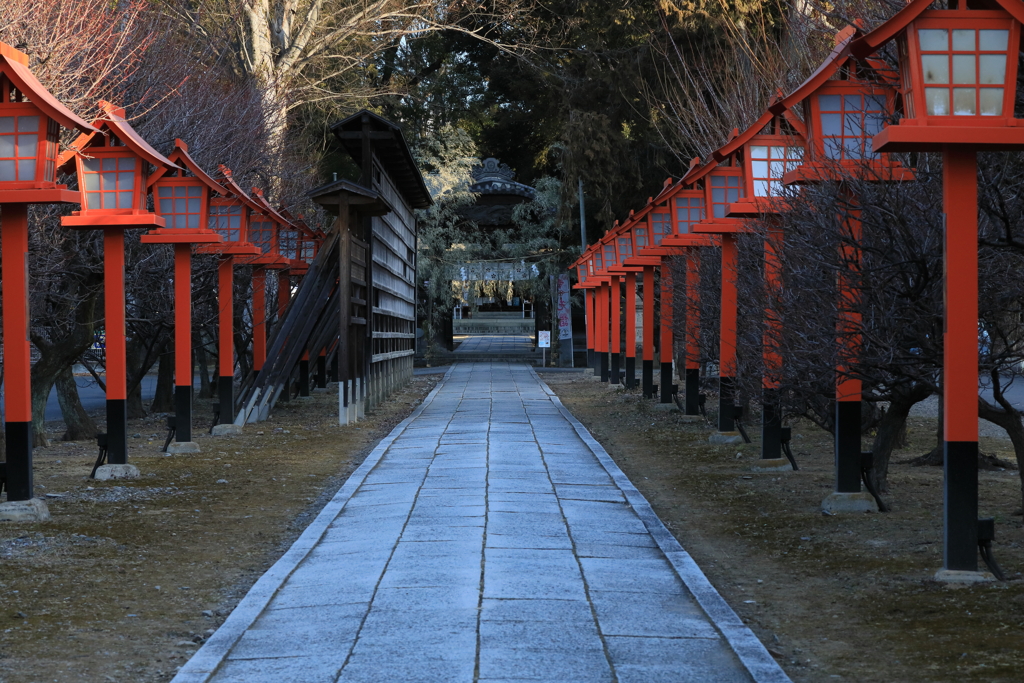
[{"x1": 538, "y1": 331, "x2": 551, "y2": 348}]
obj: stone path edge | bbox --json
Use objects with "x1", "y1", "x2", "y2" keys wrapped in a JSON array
[
  {"x1": 170, "y1": 366, "x2": 457, "y2": 683},
  {"x1": 530, "y1": 367, "x2": 793, "y2": 683}
]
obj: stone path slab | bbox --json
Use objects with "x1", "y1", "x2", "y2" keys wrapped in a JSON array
[
  {"x1": 173, "y1": 363, "x2": 790, "y2": 683},
  {"x1": 454, "y1": 335, "x2": 535, "y2": 354}
]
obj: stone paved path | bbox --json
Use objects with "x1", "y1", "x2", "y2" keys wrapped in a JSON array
[
  {"x1": 173, "y1": 363, "x2": 789, "y2": 683},
  {"x1": 454, "y1": 334, "x2": 535, "y2": 355}
]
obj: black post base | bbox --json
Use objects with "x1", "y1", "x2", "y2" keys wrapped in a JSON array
[
  {"x1": 659, "y1": 362, "x2": 673, "y2": 403},
  {"x1": 642, "y1": 360, "x2": 654, "y2": 398},
  {"x1": 299, "y1": 359, "x2": 311, "y2": 397},
  {"x1": 718, "y1": 376, "x2": 735, "y2": 431},
  {"x1": 610, "y1": 353, "x2": 620, "y2": 385},
  {"x1": 684, "y1": 368, "x2": 701, "y2": 415},
  {"x1": 174, "y1": 386, "x2": 192, "y2": 443},
  {"x1": 587, "y1": 349, "x2": 596, "y2": 372},
  {"x1": 316, "y1": 356, "x2": 327, "y2": 388},
  {"x1": 106, "y1": 399, "x2": 128, "y2": 465},
  {"x1": 3, "y1": 421, "x2": 32, "y2": 501},
  {"x1": 835, "y1": 400, "x2": 861, "y2": 493},
  {"x1": 599, "y1": 353, "x2": 609, "y2": 382},
  {"x1": 761, "y1": 387, "x2": 782, "y2": 460},
  {"x1": 218, "y1": 376, "x2": 234, "y2": 425},
  {"x1": 625, "y1": 357, "x2": 636, "y2": 389},
  {"x1": 329, "y1": 354, "x2": 340, "y2": 383},
  {"x1": 944, "y1": 440, "x2": 980, "y2": 571}
]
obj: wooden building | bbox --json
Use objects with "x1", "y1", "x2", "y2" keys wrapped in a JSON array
[{"x1": 310, "y1": 110, "x2": 431, "y2": 421}]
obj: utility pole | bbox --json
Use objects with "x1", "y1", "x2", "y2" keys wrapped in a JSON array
[
  {"x1": 579, "y1": 178, "x2": 593, "y2": 371},
  {"x1": 578, "y1": 178, "x2": 587, "y2": 249}
]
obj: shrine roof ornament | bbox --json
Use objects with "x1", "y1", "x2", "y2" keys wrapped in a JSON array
[{"x1": 468, "y1": 157, "x2": 536, "y2": 198}]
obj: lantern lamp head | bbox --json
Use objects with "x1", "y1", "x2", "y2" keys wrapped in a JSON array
[
  {"x1": 853, "y1": 0, "x2": 1024, "y2": 151},
  {"x1": 61, "y1": 101, "x2": 180, "y2": 218},
  {"x1": 0, "y1": 41, "x2": 96, "y2": 202}
]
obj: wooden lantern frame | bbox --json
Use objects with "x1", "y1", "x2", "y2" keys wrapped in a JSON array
[{"x1": 853, "y1": 0, "x2": 1024, "y2": 150}]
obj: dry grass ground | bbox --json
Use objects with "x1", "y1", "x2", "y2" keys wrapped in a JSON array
[
  {"x1": 0, "y1": 376, "x2": 437, "y2": 683},
  {"x1": 546, "y1": 373, "x2": 1024, "y2": 683}
]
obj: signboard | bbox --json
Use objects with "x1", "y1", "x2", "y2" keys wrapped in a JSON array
[
  {"x1": 538, "y1": 331, "x2": 551, "y2": 348},
  {"x1": 556, "y1": 274, "x2": 572, "y2": 339}
]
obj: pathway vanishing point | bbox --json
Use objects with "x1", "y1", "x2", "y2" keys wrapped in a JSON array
[{"x1": 173, "y1": 362, "x2": 790, "y2": 683}]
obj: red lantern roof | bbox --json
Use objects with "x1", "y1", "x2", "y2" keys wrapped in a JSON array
[
  {"x1": 768, "y1": 26, "x2": 913, "y2": 182},
  {"x1": 61, "y1": 101, "x2": 184, "y2": 230},
  {"x1": 0, "y1": 42, "x2": 98, "y2": 204},
  {"x1": 0, "y1": 44, "x2": 95, "y2": 134},
  {"x1": 244, "y1": 187, "x2": 293, "y2": 269}
]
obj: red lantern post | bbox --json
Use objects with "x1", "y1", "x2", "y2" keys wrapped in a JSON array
[
  {"x1": 854, "y1": 0, "x2": 1024, "y2": 579},
  {"x1": 140, "y1": 141, "x2": 224, "y2": 451},
  {"x1": 60, "y1": 101, "x2": 183, "y2": 473},
  {"x1": 239, "y1": 187, "x2": 291, "y2": 372},
  {"x1": 706, "y1": 107, "x2": 807, "y2": 460},
  {"x1": 150, "y1": 148, "x2": 261, "y2": 433},
  {"x1": 0, "y1": 43, "x2": 97, "y2": 513},
  {"x1": 680, "y1": 151, "x2": 749, "y2": 442},
  {"x1": 246, "y1": 188, "x2": 296, "y2": 375},
  {"x1": 773, "y1": 25, "x2": 914, "y2": 509}
]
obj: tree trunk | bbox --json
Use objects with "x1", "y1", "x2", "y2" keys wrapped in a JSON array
[
  {"x1": 55, "y1": 364, "x2": 98, "y2": 441},
  {"x1": 151, "y1": 345, "x2": 175, "y2": 413},
  {"x1": 125, "y1": 335, "x2": 146, "y2": 419},
  {"x1": 126, "y1": 327, "x2": 168, "y2": 419},
  {"x1": 978, "y1": 382, "x2": 1024, "y2": 514},
  {"x1": 197, "y1": 337, "x2": 213, "y2": 399},
  {"x1": 869, "y1": 384, "x2": 932, "y2": 493}
]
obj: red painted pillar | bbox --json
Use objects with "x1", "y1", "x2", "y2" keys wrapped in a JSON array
[
  {"x1": 625, "y1": 272, "x2": 637, "y2": 389},
  {"x1": 586, "y1": 290, "x2": 596, "y2": 371},
  {"x1": 642, "y1": 265, "x2": 655, "y2": 397},
  {"x1": 2, "y1": 204, "x2": 34, "y2": 500},
  {"x1": 718, "y1": 234, "x2": 738, "y2": 431},
  {"x1": 943, "y1": 146, "x2": 980, "y2": 571},
  {"x1": 104, "y1": 227, "x2": 128, "y2": 464},
  {"x1": 596, "y1": 283, "x2": 609, "y2": 381},
  {"x1": 659, "y1": 266, "x2": 674, "y2": 403},
  {"x1": 835, "y1": 203, "x2": 863, "y2": 493},
  {"x1": 684, "y1": 248, "x2": 701, "y2": 415},
  {"x1": 173, "y1": 243, "x2": 193, "y2": 443},
  {"x1": 762, "y1": 225, "x2": 784, "y2": 459},
  {"x1": 610, "y1": 275, "x2": 621, "y2": 384},
  {"x1": 253, "y1": 267, "x2": 266, "y2": 372},
  {"x1": 217, "y1": 256, "x2": 235, "y2": 424}
]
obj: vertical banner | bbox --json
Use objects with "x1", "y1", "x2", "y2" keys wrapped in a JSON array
[{"x1": 556, "y1": 273, "x2": 574, "y2": 367}]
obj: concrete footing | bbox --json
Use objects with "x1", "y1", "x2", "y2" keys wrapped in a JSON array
[
  {"x1": 652, "y1": 402, "x2": 678, "y2": 412},
  {"x1": 166, "y1": 441, "x2": 201, "y2": 454},
  {"x1": 709, "y1": 431, "x2": 744, "y2": 445},
  {"x1": 0, "y1": 498, "x2": 51, "y2": 522},
  {"x1": 750, "y1": 458, "x2": 791, "y2": 472},
  {"x1": 821, "y1": 491, "x2": 877, "y2": 513},
  {"x1": 933, "y1": 569, "x2": 996, "y2": 584},
  {"x1": 211, "y1": 424, "x2": 244, "y2": 436},
  {"x1": 94, "y1": 464, "x2": 140, "y2": 481}
]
